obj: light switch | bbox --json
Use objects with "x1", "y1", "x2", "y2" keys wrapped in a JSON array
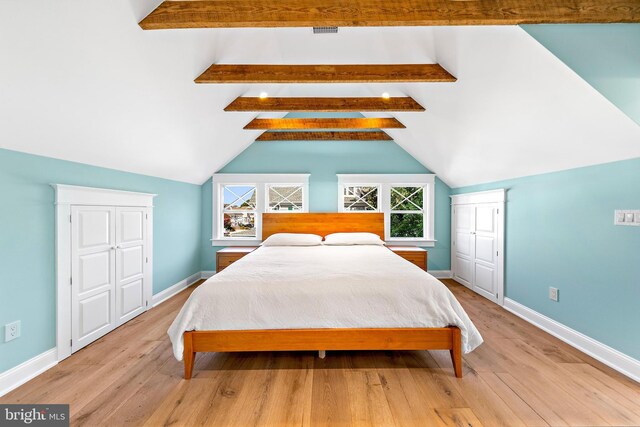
[{"x1": 615, "y1": 210, "x2": 640, "y2": 226}]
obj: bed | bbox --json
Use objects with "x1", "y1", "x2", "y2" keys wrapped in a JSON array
[{"x1": 169, "y1": 213, "x2": 482, "y2": 379}]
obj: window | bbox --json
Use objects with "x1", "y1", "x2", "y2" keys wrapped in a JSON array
[
  {"x1": 390, "y1": 186, "x2": 424, "y2": 238},
  {"x1": 267, "y1": 185, "x2": 304, "y2": 212},
  {"x1": 212, "y1": 174, "x2": 310, "y2": 245},
  {"x1": 343, "y1": 186, "x2": 379, "y2": 211},
  {"x1": 222, "y1": 185, "x2": 257, "y2": 238},
  {"x1": 338, "y1": 174, "x2": 435, "y2": 246}
]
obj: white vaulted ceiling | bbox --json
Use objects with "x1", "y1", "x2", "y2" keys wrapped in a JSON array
[{"x1": 1, "y1": 0, "x2": 639, "y2": 187}]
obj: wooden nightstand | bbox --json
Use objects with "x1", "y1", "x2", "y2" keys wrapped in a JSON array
[
  {"x1": 388, "y1": 246, "x2": 428, "y2": 271},
  {"x1": 216, "y1": 247, "x2": 256, "y2": 273}
]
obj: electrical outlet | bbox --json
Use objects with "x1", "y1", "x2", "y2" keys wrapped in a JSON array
[
  {"x1": 5, "y1": 321, "x2": 20, "y2": 342},
  {"x1": 549, "y1": 287, "x2": 559, "y2": 302}
]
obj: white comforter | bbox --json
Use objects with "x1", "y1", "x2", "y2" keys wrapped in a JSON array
[{"x1": 168, "y1": 246, "x2": 483, "y2": 359}]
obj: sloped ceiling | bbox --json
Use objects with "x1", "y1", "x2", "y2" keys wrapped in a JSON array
[
  {"x1": 522, "y1": 24, "x2": 640, "y2": 126},
  {"x1": 0, "y1": 1, "x2": 638, "y2": 187}
]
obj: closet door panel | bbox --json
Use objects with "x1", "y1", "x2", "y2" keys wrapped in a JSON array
[
  {"x1": 119, "y1": 210, "x2": 144, "y2": 243},
  {"x1": 78, "y1": 251, "x2": 112, "y2": 293},
  {"x1": 116, "y1": 207, "x2": 147, "y2": 325},
  {"x1": 472, "y1": 205, "x2": 499, "y2": 303},
  {"x1": 474, "y1": 263, "x2": 495, "y2": 295},
  {"x1": 78, "y1": 291, "x2": 112, "y2": 337},
  {"x1": 77, "y1": 210, "x2": 111, "y2": 248},
  {"x1": 121, "y1": 279, "x2": 144, "y2": 317},
  {"x1": 120, "y1": 246, "x2": 144, "y2": 281},
  {"x1": 453, "y1": 205, "x2": 474, "y2": 288},
  {"x1": 71, "y1": 206, "x2": 117, "y2": 352},
  {"x1": 475, "y1": 235, "x2": 495, "y2": 264}
]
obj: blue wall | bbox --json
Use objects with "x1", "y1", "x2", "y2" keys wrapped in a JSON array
[
  {"x1": 0, "y1": 148, "x2": 202, "y2": 372},
  {"x1": 453, "y1": 158, "x2": 640, "y2": 360},
  {"x1": 201, "y1": 140, "x2": 452, "y2": 272},
  {"x1": 522, "y1": 24, "x2": 640, "y2": 125}
]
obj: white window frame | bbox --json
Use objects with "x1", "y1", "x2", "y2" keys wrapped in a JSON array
[
  {"x1": 212, "y1": 173, "x2": 310, "y2": 246},
  {"x1": 337, "y1": 174, "x2": 436, "y2": 246}
]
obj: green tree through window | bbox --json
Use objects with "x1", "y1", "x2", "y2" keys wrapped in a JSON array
[{"x1": 390, "y1": 186, "x2": 424, "y2": 238}]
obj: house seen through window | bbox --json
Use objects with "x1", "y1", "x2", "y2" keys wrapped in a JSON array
[
  {"x1": 223, "y1": 185, "x2": 257, "y2": 238},
  {"x1": 213, "y1": 174, "x2": 310, "y2": 244},
  {"x1": 343, "y1": 186, "x2": 379, "y2": 211},
  {"x1": 267, "y1": 185, "x2": 304, "y2": 211}
]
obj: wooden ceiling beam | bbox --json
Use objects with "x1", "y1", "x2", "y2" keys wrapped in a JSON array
[
  {"x1": 244, "y1": 118, "x2": 405, "y2": 130},
  {"x1": 196, "y1": 64, "x2": 455, "y2": 84},
  {"x1": 256, "y1": 131, "x2": 393, "y2": 141},
  {"x1": 140, "y1": 0, "x2": 640, "y2": 29},
  {"x1": 225, "y1": 97, "x2": 425, "y2": 112}
]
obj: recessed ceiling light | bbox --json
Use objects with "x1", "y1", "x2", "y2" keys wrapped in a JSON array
[
  {"x1": 381, "y1": 92, "x2": 390, "y2": 99},
  {"x1": 259, "y1": 92, "x2": 268, "y2": 99}
]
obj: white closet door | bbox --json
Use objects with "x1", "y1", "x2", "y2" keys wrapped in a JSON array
[
  {"x1": 115, "y1": 207, "x2": 147, "y2": 326},
  {"x1": 451, "y1": 190, "x2": 505, "y2": 306},
  {"x1": 453, "y1": 205, "x2": 474, "y2": 288},
  {"x1": 71, "y1": 206, "x2": 116, "y2": 352},
  {"x1": 472, "y1": 205, "x2": 500, "y2": 303}
]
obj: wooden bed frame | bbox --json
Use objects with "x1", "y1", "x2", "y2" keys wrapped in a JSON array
[{"x1": 183, "y1": 213, "x2": 463, "y2": 379}]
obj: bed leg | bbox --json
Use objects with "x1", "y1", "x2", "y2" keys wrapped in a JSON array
[
  {"x1": 450, "y1": 327, "x2": 463, "y2": 378},
  {"x1": 318, "y1": 350, "x2": 326, "y2": 359},
  {"x1": 183, "y1": 332, "x2": 195, "y2": 380}
]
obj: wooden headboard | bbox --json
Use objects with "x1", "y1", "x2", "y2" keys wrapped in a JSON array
[{"x1": 262, "y1": 213, "x2": 384, "y2": 240}]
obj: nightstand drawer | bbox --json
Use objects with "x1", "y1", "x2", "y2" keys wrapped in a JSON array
[
  {"x1": 217, "y1": 255, "x2": 239, "y2": 271},
  {"x1": 402, "y1": 254, "x2": 427, "y2": 268},
  {"x1": 387, "y1": 246, "x2": 428, "y2": 271},
  {"x1": 216, "y1": 247, "x2": 256, "y2": 273}
]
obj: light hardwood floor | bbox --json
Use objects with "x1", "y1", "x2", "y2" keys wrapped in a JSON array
[{"x1": 3, "y1": 279, "x2": 640, "y2": 426}]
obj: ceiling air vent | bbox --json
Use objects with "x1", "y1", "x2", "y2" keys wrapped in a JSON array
[{"x1": 313, "y1": 26, "x2": 338, "y2": 34}]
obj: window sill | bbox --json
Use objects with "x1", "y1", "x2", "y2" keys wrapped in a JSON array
[
  {"x1": 211, "y1": 239, "x2": 261, "y2": 247},
  {"x1": 385, "y1": 239, "x2": 436, "y2": 247}
]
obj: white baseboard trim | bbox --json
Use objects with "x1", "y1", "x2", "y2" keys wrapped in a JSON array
[
  {"x1": 2, "y1": 271, "x2": 207, "y2": 397},
  {"x1": 504, "y1": 298, "x2": 640, "y2": 383},
  {"x1": 0, "y1": 348, "x2": 57, "y2": 397},
  {"x1": 201, "y1": 271, "x2": 215, "y2": 279},
  {"x1": 430, "y1": 270, "x2": 453, "y2": 279},
  {"x1": 152, "y1": 272, "x2": 201, "y2": 307}
]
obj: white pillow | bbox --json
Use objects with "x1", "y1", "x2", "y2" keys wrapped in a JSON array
[
  {"x1": 323, "y1": 232, "x2": 385, "y2": 246},
  {"x1": 261, "y1": 233, "x2": 323, "y2": 247}
]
